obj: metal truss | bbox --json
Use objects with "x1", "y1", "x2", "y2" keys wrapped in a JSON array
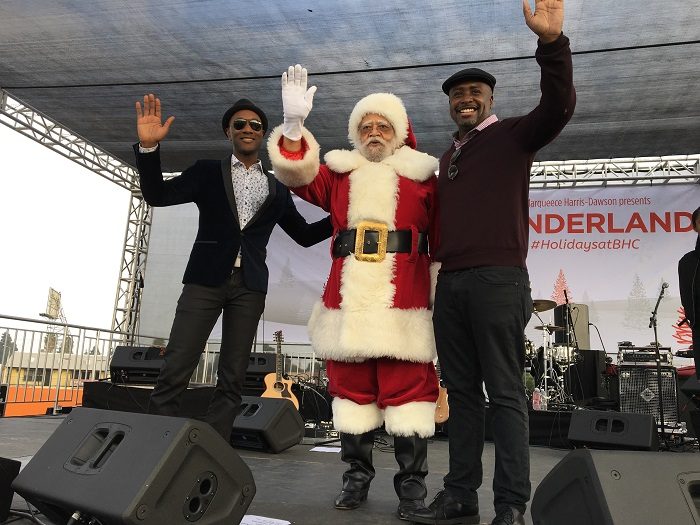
[
  {"x1": 530, "y1": 155, "x2": 700, "y2": 188},
  {"x1": 0, "y1": 89, "x2": 139, "y2": 191},
  {"x1": 111, "y1": 192, "x2": 151, "y2": 340},
  {"x1": 0, "y1": 90, "x2": 178, "y2": 340}
]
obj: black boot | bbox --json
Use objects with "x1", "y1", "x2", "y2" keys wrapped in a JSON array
[
  {"x1": 334, "y1": 431, "x2": 375, "y2": 510},
  {"x1": 393, "y1": 435, "x2": 432, "y2": 521}
]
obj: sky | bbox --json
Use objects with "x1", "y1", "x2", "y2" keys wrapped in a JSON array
[{"x1": 0, "y1": 124, "x2": 130, "y2": 329}]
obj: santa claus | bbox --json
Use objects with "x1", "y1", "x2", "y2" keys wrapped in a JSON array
[{"x1": 268, "y1": 64, "x2": 440, "y2": 520}]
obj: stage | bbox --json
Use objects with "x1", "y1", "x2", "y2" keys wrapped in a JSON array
[{"x1": 1, "y1": 414, "x2": 571, "y2": 525}]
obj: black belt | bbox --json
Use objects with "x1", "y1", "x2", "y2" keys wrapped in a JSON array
[{"x1": 332, "y1": 227, "x2": 428, "y2": 260}]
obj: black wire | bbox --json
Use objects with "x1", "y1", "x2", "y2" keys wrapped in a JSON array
[
  {"x1": 4, "y1": 40, "x2": 698, "y2": 90},
  {"x1": 588, "y1": 322, "x2": 607, "y2": 354}
]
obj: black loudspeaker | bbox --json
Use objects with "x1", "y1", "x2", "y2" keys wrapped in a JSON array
[
  {"x1": 554, "y1": 303, "x2": 590, "y2": 349},
  {"x1": 568, "y1": 409, "x2": 659, "y2": 451},
  {"x1": 0, "y1": 457, "x2": 21, "y2": 521},
  {"x1": 243, "y1": 353, "x2": 276, "y2": 396},
  {"x1": 532, "y1": 448, "x2": 700, "y2": 525},
  {"x1": 110, "y1": 346, "x2": 165, "y2": 384},
  {"x1": 232, "y1": 396, "x2": 304, "y2": 453},
  {"x1": 12, "y1": 408, "x2": 255, "y2": 524},
  {"x1": 564, "y1": 349, "x2": 606, "y2": 402}
]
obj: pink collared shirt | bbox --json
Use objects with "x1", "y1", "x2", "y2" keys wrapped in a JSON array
[{"x1": 452, "y1": 114, "x2": 499, "y2": 150}]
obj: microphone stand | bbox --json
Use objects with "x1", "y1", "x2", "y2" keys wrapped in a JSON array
[
  {"x1": 649, "y1": 283, "x2": 669, "y2": 448},
  {"x1": 563, "y1": 291, "x2": 578, "y2": 404}
]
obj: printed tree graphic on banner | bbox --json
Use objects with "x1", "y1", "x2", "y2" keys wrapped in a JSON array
[
  {"x1": 550, "y1": 269, "x2": 573, "y2": 306},
  {"x1": 623, "y1": 274, "x2": 652, "y2": 331},
  {"x1": 672, "y1": 306, "x2": 693, "y2": 348}
]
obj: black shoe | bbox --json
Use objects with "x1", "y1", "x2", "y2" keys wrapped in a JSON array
[
  {"x1": 491, "y1": 506, "x2": 525, "y2": 525},
  {"x1": 407, "y1": 490, "x2": 480, "y2": 525},
  {"x1": 398, "y1": 498, "x2": 430, "y2": 521},
  {"x1": 334, "y1": 488, "x2": 369, "y2": 510}
]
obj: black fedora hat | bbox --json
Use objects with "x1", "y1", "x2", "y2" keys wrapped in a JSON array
[{"x1": 221, "y1": 99, "x2": 268, "y2": 135}]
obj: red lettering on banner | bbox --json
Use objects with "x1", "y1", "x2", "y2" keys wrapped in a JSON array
[
  {"x1": 528, "y1": 210, "x2": 693, "y2": 234},
  {"x1": 676, "y1": 211, "x2": 693, "y2": 232},
  {"x1": 650, "y1": 212, "x2": 672, "y2": 232},
  {"x1": 625, "y1": 212, "x2": 649, "y2": 233},
  {"x1": 567, "y1": 213, "x2": 584, "y2": 233},
  {"x1": 586, "y1": 213, "x2": 605, "y2": 233},
  {"x1": 545, "y1": 214, "x2": 565, "y2": 233},
  {"x1": 608, "y1": 213, "x2": 625, "y2": 233}
]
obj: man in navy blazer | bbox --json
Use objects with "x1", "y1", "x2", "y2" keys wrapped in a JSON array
[{"x1": 133, "y1": 94, "x2": 332, "y2": 439}]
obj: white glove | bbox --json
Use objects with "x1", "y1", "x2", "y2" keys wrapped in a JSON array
[{"x1": 281, "y1": 64, "x2": 317, "y2": 141}]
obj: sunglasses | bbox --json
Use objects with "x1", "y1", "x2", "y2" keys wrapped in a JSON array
[
  {"x1": 232, "y1": 118, "x2": 263, "y2": 132},
  {"x1": 447, "y1": 147, "x2": 462, "y2": 180}
]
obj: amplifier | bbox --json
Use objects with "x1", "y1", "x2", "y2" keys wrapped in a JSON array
[
  {"x1": 618, "y1": 365, "x2": 678, "y2": 425},
  {"x1": 619, "y1": 351, "x2": 672, "y2": 365}
]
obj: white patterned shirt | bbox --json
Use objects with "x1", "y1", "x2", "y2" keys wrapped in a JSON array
[{"x1": 230, "y1": 158, "x2": 268, "y2": 229}]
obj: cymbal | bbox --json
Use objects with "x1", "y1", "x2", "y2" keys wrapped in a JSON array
[
  {"x1": 534, "y1": 324, "x2": 565, "y2": 332},
  {"x1": 533, "y1": 299, "x2": 557, "y2": 312}
]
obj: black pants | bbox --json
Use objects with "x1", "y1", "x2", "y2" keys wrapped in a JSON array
[
  {"x1": 433, "y1": 266, "x2": 532, "y2": 515},
  {"x1": 148, "y1": 268, "x2": 266, "y2": 440}
]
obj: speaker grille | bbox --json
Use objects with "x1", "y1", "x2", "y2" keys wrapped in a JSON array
[{"x1": 618, "y1": 365, "x2": 678, "y2": 424}]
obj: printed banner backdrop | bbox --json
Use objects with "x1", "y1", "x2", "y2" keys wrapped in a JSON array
[
  {"x1": 138, "y1": 183, "x2": 699, "y2": 367},
  {"x1": 525, "y1": 184, "x2": 698, "y2": 366}
]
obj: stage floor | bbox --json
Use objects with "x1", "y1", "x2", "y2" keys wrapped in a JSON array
[{"x1": 0, "y1": 414, "x2": 574, "y2": 525}]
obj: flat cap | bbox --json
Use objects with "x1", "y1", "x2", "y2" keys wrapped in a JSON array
[
  {"x1": 442, "y1": 68, "x2": 496, "y2": 95},
  {"x1": 221, "y1": 98, "x2": 268, "y2": 135}
]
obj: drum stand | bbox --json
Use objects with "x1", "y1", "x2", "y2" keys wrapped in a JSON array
[{"x1": 533, "y1": 311, "x2": 571, "y2": 406}]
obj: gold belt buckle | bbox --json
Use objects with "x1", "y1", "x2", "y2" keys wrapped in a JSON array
[{"x1": 354, "y1": 221, "x2": 388, "y2": 262}]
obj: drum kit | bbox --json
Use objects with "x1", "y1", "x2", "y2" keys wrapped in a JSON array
[{"x1": 524, "y1": 299, "x2": 580, "y2": 406}]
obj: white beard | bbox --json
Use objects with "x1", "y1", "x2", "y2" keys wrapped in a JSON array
[{"x1": 359, "y1": 138, "x2": 395, "y2": 162}]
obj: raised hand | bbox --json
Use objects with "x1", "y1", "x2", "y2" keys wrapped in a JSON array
[
  {"x1": 135, "y1": 94, "x2": 175, "y2": 148},
  {"x1": 523, "y1": 0, "x2": 564, "y2": 44},
  {"x1": 281, "y1": 64, "x2": 317, "y2": 141}
]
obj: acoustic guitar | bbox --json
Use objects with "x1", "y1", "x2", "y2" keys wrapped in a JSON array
[
  {"x1": 434, "y1": 360, "x2": 449, "y2": 424},
  {"x1": 261, "y1": 330, "x2": 299, "y2": 409}
]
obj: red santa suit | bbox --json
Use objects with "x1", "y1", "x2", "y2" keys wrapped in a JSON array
[{"x1": 268, "y1": 93, "x2": 439, "y2": 438}]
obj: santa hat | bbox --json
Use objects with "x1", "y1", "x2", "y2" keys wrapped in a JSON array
[{"x1": 348, "y1": 93, "x2": 417, "y2": 151}]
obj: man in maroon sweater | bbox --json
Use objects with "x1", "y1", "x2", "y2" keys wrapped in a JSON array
[{"x1": 408, "y1": 1, "x2": 576, "y2": 525}]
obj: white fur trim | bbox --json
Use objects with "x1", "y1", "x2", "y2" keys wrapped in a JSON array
[
  {"x1": 347, "y1": 162, "x2": 398, "y2": 228},
  {"x1": 348, "y1": 93, "x2": 408, "y2": 149},
  {"x1": 308, "y1": 300, "x2": 437, "y2": 363},
  {"x1": 325, "y1": 146, "x2": 437, "y2": 183},
  {"x1": 324, "y1": 148, "x2": 369, "y2": 174},
  {"x1": 332, "y1": 398, "x2": 384, "y2": 434},
  {"x1": 383, "y1": 147, "x2": 438, "y2": 183},
  {"x1": 384, "y1": 402, "x2": 436, "y2": 438},
  {"x1": 267, "y1": 124, "x2": 321, "y2": 187},
  {"x1": 429, "y1": 262, "x2": 441, "y2": 307}
]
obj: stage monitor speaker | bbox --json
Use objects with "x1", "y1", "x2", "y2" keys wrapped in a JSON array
[
  {"x1": 567, "y1": 409, "x2": 659, "y2": 451},
  {"x1": 232, "y1": 396, "x2": 304, "y2": 453},
  {"x1": 554, "y1": 303, "x2": 590, "y2": 349},
  {"x1": 110, "y1": 345, "x2": 165, "y2": 384},
  {"x1": 0, "y1": 457, "x2": 21, "y2": 521},
  {"x1": 619, "y1": 364, "x2": 679, "y2": 425},
  {"x1": 531, "y1": 448, "x2": 700, "y2": 525},
  {"x1": 11, "y1": 407, "x2": 255, "y2": 525}
]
